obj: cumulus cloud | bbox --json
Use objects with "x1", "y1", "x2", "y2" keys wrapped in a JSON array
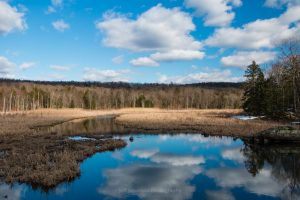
[
  {"x1": 159, "y1": 134, "x2": 233, "y2": 147},
  {"x1": 205, "y1": 189, "x2": 235, "y2": 200},
  {"x1": 158, "y1": 69, "x2": 243, "y2": 84},
  {"x1": 151, "y1": 50, "x2": 205, "y2": 62},
  {"x1": 98, "y1": 164, "x2": 201, "y2": 200},
  {"x1": 83, "y1": 68, "x2": 130, "y2": 82},
  {"x1": 130, "y1": 50, "x2": 205, "y2": 67},
  {"x1": 0, "y1": 56, "x2": 15, "y2": 77},
  {"x1": 131, "y1": 148, "x2": 205, "y2": 166},
  {"x1": 49, "y1": 65, "x2": 70, "y2": 71},
  {"x1": 20, "y1": 62, "x2": 36, "y2": 70},
  {"x1": 206, "y1": 167, "x2": 285, "y2": 197},
  {"x1": 151, "y1": 153, "x2": 205, "y2": 166},
  {"x1": 221, "y1": 51, "x2": 277, "y2": 68},
  {"x1": 130, "y1": 149, "x2": 159, "y2": 159},
  {"x1": 52, "y1": 20, "x2": 70, "y2": 32},
  {"x1": 206, "y1": 6, "x2": 300, "y2": 49},
  {"x1": 130, "y1": 57, "x2": 159, "y2": 67},
  {"x1": 96, "y1": 4, "x2": 201, "y2": 52},
  {"x1": 264, "y1": 0, "x2": 300, "y2": 8},
  {"x1": 0, "y1": 1, "x2": 27, "y2": 35},
  {"x1": 221, "y1": 147, "x2": 245, "y2": 163},
  {"x1": 185, "y1": 0, "x2": 242, "y2": 27}
]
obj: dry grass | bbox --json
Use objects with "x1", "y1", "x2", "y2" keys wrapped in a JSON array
[
  {"x1": 115, "y1": 109, "x2": 283, "y2": 137},
  {"x1": 0, "y1": 133, "x2": 126, "y2": 189},
  {"x1": 0, "y1": 108, "x2": 159, "y2": 136},
  {"x1": 0, "y1": 108, "x2": 285, "y2": 137}
]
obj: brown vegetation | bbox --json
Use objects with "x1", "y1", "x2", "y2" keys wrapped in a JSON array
[
  {"x1": 0, "y1": 132, "x2": 126, "y2": 189},
  {"x1": 115, "y1": 109, "x2": 283, "y2": 137}
]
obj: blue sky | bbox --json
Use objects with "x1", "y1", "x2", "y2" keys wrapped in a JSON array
[{"x1": 0, "y1": 0, "x2": 299, "y2": 83}]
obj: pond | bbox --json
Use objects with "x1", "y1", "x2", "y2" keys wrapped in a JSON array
[{"x1": 1, "y1": 117, "x2": 300, "y2": 200}]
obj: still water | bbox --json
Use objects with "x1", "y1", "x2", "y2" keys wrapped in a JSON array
[{"x1": 1, "y1": 118, "x2": 300, "y2": 200}]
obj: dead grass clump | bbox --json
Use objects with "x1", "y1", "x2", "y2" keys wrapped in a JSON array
[{"x1": 0, "y1": 134, "x2": 126, "y2": 189}]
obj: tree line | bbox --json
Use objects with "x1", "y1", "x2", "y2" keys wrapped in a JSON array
[
  {"x1": 243, "y1": 39, "x2": 300, "y2": 119},
  {"x1": 0, "y1": 81, "x2": 242, "y2": 113}
]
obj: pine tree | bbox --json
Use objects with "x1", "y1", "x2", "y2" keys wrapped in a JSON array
[
  {"x1": 242, "y1": 61, "x2": 266, "y2": 116},
  {"x1": 264, "y1": 76, "x2": 285, "y2": 119}
]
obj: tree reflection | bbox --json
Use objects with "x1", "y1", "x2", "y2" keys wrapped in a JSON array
[{"x1": 242, "y1": 140, "x2": 300, "y2": 195}]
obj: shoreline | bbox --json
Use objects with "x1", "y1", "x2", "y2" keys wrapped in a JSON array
[
  {"x1": 0, "y1": 108, "x2": 285, "y2": 137},
  {"x1": 0, "y1": 108, "x2": 295, "y2": 189}
]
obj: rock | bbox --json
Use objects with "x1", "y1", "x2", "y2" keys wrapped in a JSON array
[
  {"x1": 129, "y1": 136, "x2": 134, "y2": 142},
  {"x1": 256, "y1": 126, "x2": 300, "y2": 142}
]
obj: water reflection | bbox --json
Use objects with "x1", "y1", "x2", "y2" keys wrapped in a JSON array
[
  {"x1": 34, "y1": 117, "x2": 129, "y2": 135},
  {"x1": 1, "y1": 117, "x2": 300, "y2": 200},
  {"x1": 99, "y1": 164, "x2": 201, "y2": 200},
  {"x1": 242, "y1": 141, "x2": 300, "y2": 199}
]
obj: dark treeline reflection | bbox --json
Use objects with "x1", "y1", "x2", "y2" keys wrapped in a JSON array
[{"x1": 242, "y1": 141, "x2": 300, "y2": 196}]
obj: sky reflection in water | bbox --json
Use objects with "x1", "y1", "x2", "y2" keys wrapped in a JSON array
[{"x1": 1, "y1": 133, "x2": 300, "y2": 200}]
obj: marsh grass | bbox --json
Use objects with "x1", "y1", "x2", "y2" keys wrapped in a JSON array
[
  {"x1": 0, "y1": 134, "x2": 126, "y2": 190},
  {"x1": 115, "y1": 109, "x2": 283, "y2": 136}
]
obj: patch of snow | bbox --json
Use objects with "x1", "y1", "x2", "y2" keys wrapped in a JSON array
[{"x1": 68, "y1": 136, "x2": 96, "y2": 141}]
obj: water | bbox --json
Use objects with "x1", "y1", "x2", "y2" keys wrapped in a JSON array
[
  {"x1": 1, "y1": 118, "x2": 300, "y2": 200},
  {"x1": 232, "y1": 115, "x2": 258, "y2": 120}
]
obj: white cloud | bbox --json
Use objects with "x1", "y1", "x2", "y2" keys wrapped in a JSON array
[
  {"x1": 206, "y1": 167, "x2": 285, "y2": 197},
  {"x1": 264, "y1": 0, "x2": 300, "y2": 8},
  {"x1": 159, "y1": 134, "x2": 233, "y2": 147},
  {"x1": 221, "y1": 147, "x2": 245, "y2": 163},
  {"x1": 205, "y1": 190, "x2": 235, "y2": 200},
  {"x1": 98, "y1": 164, "x2": 201, "y2": 200},
  {"x1": 130, "y1": 57, "x2": 159, "y2": 67},
  {"x1": 158, "y1": 69, "x2": 243, "y2": 84},
  {"x1": 221, "y1": 51, "x2": 277, "y2": 68},
  {"x1": 151, "y1": 50, "x2": 205, "y2": 62},
  {"x1": 52, "y1": 20, "x2": 70, "y2": 32},
  {"x1": 0, "y1": 1, "x2": 27, "y2": 35},
  {"x1": 0, "y1": 56, "x2": 15, "y2": 77},
  {"x1": 185, "y1": 0, "x2": 242, "y2": 27},
  {"x1": 130, "y1": 148, "x2": 205, "y2": 166},
  {"x1": 20, "y1": 62, "x2": 36, "y2": 70},
  {"x1": 112, "y1": 55, "x2": 123, "y2": 64},
  {"x1": 151, "y1": 153, "x2": 205, "y2": 166},
  {"x1": 49, "y1": 65, "x2": 70, "y2": 71},
  {"x1": 83, "y1": 68, "x2": 130, "y2": 82},
  {"x1": 96, "y1": 4, "x2": 201, "y2": 52},
  {"x1": 206, "y1": 6, "x2": 300, "y2": 49},
  {"x1": 130, "y1": 50, "x2": 205, "y2": 67},
  {"x1": 131, "y1": 149, "x2": 159, "y2": 159}
]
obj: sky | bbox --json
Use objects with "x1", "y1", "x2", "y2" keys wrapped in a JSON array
[{"x1": 0, "y1": 0, "x2": 300, "y2": 83}]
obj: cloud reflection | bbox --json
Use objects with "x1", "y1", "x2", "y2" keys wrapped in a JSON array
[{"x1": 98, "y1": 164, "x2": 201, "y2": 200}]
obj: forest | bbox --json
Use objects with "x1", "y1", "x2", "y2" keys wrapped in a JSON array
[
  {"x1": 243, "y1": 39, "x2": 300, "y2": 119},
  {"x1": 0, "y1": 81, "x2": 243, "y2": 112}
]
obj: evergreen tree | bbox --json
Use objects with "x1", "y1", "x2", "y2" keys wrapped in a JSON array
[
  {"x1": 264, "y1": 76, "x2": 285, "y2": 119},
  {"x1": 242, "y1": 61, "x2": 266, "y2": 115}
]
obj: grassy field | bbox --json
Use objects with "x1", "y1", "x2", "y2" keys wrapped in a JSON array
[{"x1": 0, "y1": 108, "x2": 282, "y2": 137}]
